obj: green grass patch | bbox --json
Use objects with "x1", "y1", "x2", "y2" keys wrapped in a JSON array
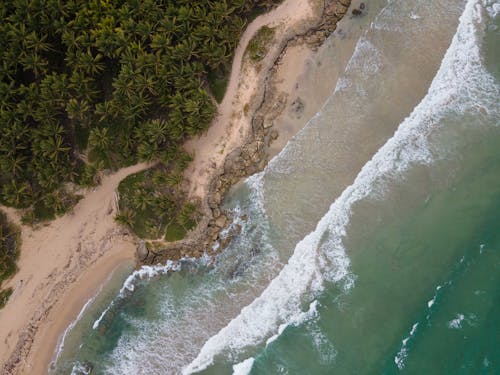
[
  {"x1": 165, "y1": 222, "x2": 187, "y2": 242},
  {"x1": 246, "y1": 26, "x2": 275, "y2": 62},
  {"x1": 0, "y1": 288, "x2": 13, "y2": 309},
  {"x1": 32, "y1": 200, "x2": 56, "y2": 222}
]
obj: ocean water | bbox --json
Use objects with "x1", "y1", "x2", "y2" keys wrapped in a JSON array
[{"x1": 52, "y1": 0, "x2": 500, "y2": 374}]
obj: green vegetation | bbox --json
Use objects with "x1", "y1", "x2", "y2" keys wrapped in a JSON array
[
  {"x1": 247, "y1": 25, "x2": 275, "y2": 62},
  {"x1": 0, "y1": 210, "x2": 21, "y2": 308},
  {"x1": 207, "y1": 67, "x2": 231, "y2": 103},
  {"x1": 116, "y1": 158, "x2": 199, "y2": 241},
  {"x1": 0, "y1": 0, "x2": 281, "y2": 223},
  {"x1": 0, "y1": 288, "x2": 13, "y2": 309}
]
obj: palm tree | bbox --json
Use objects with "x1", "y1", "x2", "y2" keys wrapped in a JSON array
[
  {"x1": 88, "y1": 127, "x2": 110, "y2": 153},
  {"x1": 39, "y1": 135, "x2": 70, "y2": 164},
  {"x1": 132, "y1": 192, "x2": 153, "y2": 211},
  {"x1": 152, "y1": 193, "x2": 176, "y2": 217},
  {"x1": 61, "y1": 29, "x2": 81, "y2": 51},
  {"x1": 23, "y1": 32, "x2": 51, "y2": 53},
  {"x1": 94, "y1": 100, "x2": 117, "y2": 122},
  {"x1": 115, "y1": 209, "x2": 135, "y2": 227},
  {"x1": 166, "y1": 173, "x2": 182, "y2": 188},
  {"x1": 150, "y1": 33, "x2": 172, "y2": 53},
  {"x1": 0, "y1": 154, "x2": 27, "y2": 178},
  {"x1": 145, "y1": 119, "x2": 168, "y2": 144},
  {"x1": 73, "y1": 48, "x2": 104, "y2": 75},
  {"x1": 69, "y1": 70, "x2": 98, "y2": 102},
  {"x1": 1, "y1": 180, "x2": 31, "y2": 208},
  {"x1": 66, "y1": 98, "x2": 91, "y2": 124},
  {"x1": 151, "y1": 170, "x2": 167, "y2": 186},
  {"x1": 42, "y1": 191, "x2": 66, "y2": 215},
  {"x1": 19, "y1": 51, "x2": 48, "y2": 78},
  {"x1": 137, "y1": 141, "x2": 158, "y2": 162},
  {"x1": 122, "y1": 91, "x2": 151, "y2": 121},
  {"x1": 177, "y1": 202, "x2": 197, "y2": 228}
]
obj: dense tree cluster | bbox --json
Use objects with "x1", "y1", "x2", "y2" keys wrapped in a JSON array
[
  {"x1": 0, "y1": 0, "x2": 279, "y2": 221},
  {"x1": 116, "y1": 158, "x2": 199, "y2": 241},
  {"x1": 0, "y1": 210, "x2": 20, "y2": 308}
]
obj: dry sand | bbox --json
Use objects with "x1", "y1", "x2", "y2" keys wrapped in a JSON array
[
  {"x1": 0, "y1": 0, "x2": 351, "y2": 373},
  {"x1": 184, "y1": 0, "x2": 316, "y2": 200}
]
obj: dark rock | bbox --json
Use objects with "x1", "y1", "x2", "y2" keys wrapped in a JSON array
[
  {"x1": 215, "y1": 215, "x2": 227, "y2": 228},
  {"x1": 252, "y1": 115, "x2": 264, "y2": 132},
  {"x1": 269, "y1": 129, "x2": 279, "y2": 140},
  {"x1": 263, "y1": 118, "x2": 274, "y2": 129},
  {"x1": 360, "y1": 2, "x2": 366, "y2": 10},
  {"x1": 352, "y1": 8, "x2": 362, "y2": 16},
  {"x1": 136, "y1": 241, "x2": 149, "y2": 262},
  {"x1": 213, "y1": 208, "x2": 221, "y2": 218},
  {"x1": 290, "y1": 97, "x2": 305, "y2": 117}
]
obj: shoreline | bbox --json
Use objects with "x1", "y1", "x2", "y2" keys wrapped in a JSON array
[
  {"x1": 0, "y1": 163, "x2": 150, "y2": 374},
  {"x1": 0, "y1": 0, "x2": 353, "y2": 373},
  {"x1": 36, "y1": 254, "x2": 135, "y2": 374},
  {"x1": 140, "y1": 0, "x2": 352, "y2": 264}
]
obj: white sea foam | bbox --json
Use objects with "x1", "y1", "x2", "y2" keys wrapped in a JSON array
[
  {"x1": 53, "y1": 294, "x2": 97, "y2": 370},
  {"x1": 92, "y1": 259, "x2": 191, "y2": 330},
  {"x1": 265, "y1": 300, "x2": 319, "y2": 347},
  {"x1": 70, "y1": 361, "x2": 92, "y2": 375},
  {"x1": 427, "y1": 283, "x2": 444, "y2": 311},
  {"x1": 232, "y1": 358, "x2": 255, "y2": 375},
  {"x1": 184, "y1": 1, "x2": 497, "y2": 372},
  {"x1": 92, "y1": 303, "x2": 113, "y2": 330},
  {"x1": 448, "y1": 313, "x2": 466, "y2": 329},
  {"x1": 394, "y1": 322, "x2": 419, "y2": 370},
  {"x1": 308, "y1": 324, "x2": 337, "y2": 365},
  {"x1": 119, "y1": 260, "x2": 183, "y2": 295},
  {"x1": 100, "y1": 175, "x2": 281, "y2": 374},
  {"x1": 483, "y1": 0, "x2": 500, "y2": 18}
]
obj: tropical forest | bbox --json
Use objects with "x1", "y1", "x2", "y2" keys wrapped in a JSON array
[
  {"x1": 0, "y1": 210, "x2": 20, "y2": 308},
  {"x1": 0, "y1": 0, "x2": 279, "y2": 234}
]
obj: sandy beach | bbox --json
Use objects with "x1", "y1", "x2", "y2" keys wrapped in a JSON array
[
  {"x1": 0, "y1": 163, "x2": 152, "y2": 374},
  {"x1": 0, "y1": 0, "x2": 354, "y2": 373}
]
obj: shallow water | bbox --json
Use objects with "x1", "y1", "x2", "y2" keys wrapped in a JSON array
[{"x1": 52, "y1": 0, "x2": 499, "y2": 374}]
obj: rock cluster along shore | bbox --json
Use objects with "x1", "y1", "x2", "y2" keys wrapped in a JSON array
[{"x1": 139, "y1": 0, "x2": 351, "y2": 265}]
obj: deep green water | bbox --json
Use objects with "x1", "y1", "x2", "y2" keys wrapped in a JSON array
[
  {"x1": 248, "y1": 6, "x2": 500, "y2": 374},
  {"x1": 52, "y1": 1, "x2": 499, "y2": 374},
  {"x1": 250, "y1": 134, "x2": 500, "y2": 375}
]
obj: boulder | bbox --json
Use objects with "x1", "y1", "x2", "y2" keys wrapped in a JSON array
[
  {"x1": 263, "y1": 118, "x2": 274, "y2": 129},
  {"x1": 215, "y1": 215, "x2": 227, "y2": 228},
  {"x1": 269, "y1": 129, "x2": 279, "y2": 140}
]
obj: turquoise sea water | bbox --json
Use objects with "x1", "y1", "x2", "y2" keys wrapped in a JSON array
[{"x1": 52, "y1": 1, "x2": 499, "y2": 374}]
